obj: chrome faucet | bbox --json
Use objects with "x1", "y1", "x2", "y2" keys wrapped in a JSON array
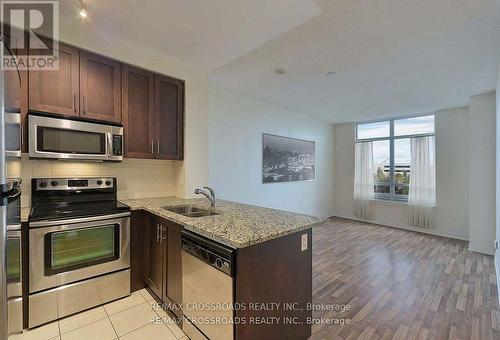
[{"x1": 194, "y1": 186, "x2": 216, "y2": 208}]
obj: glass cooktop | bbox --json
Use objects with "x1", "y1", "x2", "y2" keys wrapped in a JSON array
[{"x1": 29, "y1": 200, "x2": 130, "y2": 222}]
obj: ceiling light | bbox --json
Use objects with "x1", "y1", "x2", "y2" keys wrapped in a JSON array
[
  {"x1": 274, "y1": 68, "x2": 287, "y2": 75},
  {"x1": 79, "y1": 0, "x2": 88, "y2": 18}
]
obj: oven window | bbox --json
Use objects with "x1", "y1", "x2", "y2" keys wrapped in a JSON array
[
  {"x1": 6, "y1": 237, "x2": 20, "y2": 283},
  {"x1": 37, "y1": 126, "x2": 106, "y2": 155},
  {"x1": 44, "y1": 225, "x2": 120, "y2": 275}
]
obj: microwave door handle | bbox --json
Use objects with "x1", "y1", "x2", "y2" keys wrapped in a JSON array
[{"x1": 106, "y1": 133, "x2": 111, "y2": 158}]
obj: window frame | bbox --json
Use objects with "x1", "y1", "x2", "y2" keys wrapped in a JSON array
[{"x1": 355, "y1": 114, "x2": 435, "y2": 202}]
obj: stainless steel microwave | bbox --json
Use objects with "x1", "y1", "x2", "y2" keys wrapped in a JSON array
[{"x1": 28, "y1": 114, "x2": 123, "y2": 161}]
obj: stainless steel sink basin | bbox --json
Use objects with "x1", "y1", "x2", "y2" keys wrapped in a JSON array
[{"x1": 163, "y1": 205, "x2": 219, "y2": 218}]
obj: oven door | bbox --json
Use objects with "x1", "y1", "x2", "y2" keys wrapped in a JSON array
[
  {"x1": 28, "y1": 114, "x2": 123, "y2": 161},
  {"x1": 5, "y1": 112, "x2": 21, "y2": 158},
  {"x1": 29, "y1": 212, "x2": 130, "y2": 293}
]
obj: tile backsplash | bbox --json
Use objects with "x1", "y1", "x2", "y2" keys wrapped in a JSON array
[{"x1": 12, "y1": 154, "x2": 184, "y2": 207}]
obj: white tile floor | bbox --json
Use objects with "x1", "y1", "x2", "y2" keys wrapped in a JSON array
[{"x1": 9, "y1": 289, "x2": 189, "y2": 340}]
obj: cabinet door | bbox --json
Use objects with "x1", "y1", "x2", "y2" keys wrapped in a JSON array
[
  {"x1": 122, "y1": 65, "x2": 155, "y2": 158},
  {"x1": 4, "y1": 24, "x2": 24, "y2": 112},
  {"x1": 3, "y1": 25, "x2": 28, "y2": 152},
  {"x1": 165, "y1": 221, "x2": 183, "y2": 319},
  {"x1": 79, "y1": 51, "x2": 121, "y2": 122},
  {"x1": 144, "y1": 215, "x2": 164, "y2": 298},
  {"x1": 29, "y1": 43, "x2": 79, "y2": 117},
  {"x1": 154, "y1": 75, "x2": 184, "y2": 160},
  {"x1": 130, "y1": 211, "x2": 146, "y2": 292}
]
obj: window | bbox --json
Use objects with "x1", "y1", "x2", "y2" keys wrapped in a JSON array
[{"x1": 356, "y1": 115, "x2": 435, "y2": 201}]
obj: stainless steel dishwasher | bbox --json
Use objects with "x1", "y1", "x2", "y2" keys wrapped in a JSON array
[{"x1": 181, "y1": 230, "x2": 234, "y2": 340}]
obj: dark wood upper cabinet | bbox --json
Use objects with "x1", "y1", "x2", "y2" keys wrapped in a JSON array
[
  {"x1": 3, "y1": 24, "x2": 28, "y2": 151},
  {"x1": 29, "y1": 43, "x2": 79, "y2": 117},
  {"x1": 155, "y1": 75, "x2": 184, "y2": 160},
  {"x1": 122, "y1": 65, "x2": 155, "y2": 158},
  {"x1": 4, "y1": 25, "x2": 24, "y2": 113},
  {"x1": 79, "y1": 51, "x2": 121, "y2": 122}
]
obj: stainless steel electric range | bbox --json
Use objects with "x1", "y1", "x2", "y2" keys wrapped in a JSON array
[{"x1": 28, "y1": 177, "x2": 131, "y2": 328}]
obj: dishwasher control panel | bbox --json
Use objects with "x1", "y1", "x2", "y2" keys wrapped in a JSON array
[{"x1": 181, "y1": 231, "x2": 234, "y2": 276}]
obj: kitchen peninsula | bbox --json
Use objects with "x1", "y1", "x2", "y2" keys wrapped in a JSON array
[{"x1": 123, "y1": 197, "x2": 324, "y2": 340}]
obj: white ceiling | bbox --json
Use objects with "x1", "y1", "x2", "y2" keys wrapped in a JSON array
[
  {"x1": 60, "y1": 0, "x2": 500, "y2": 123},
  {"x1": 211, "y1": 0, "x2": 500, "y2": 123},
  {"x1": 59, "y1": 0, "x2": 321, "y2": 71}
]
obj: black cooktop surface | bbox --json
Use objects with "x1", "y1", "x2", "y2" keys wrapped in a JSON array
[{"x1": 29, "y1": 200, "x2": 130, "y2": 222}]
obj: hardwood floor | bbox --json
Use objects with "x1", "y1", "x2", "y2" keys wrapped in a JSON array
[{"x1": 310, "y1": 218, "x2": 500, "y2": 340}]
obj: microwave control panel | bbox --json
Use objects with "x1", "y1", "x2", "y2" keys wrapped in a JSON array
[{"x1": 112, "y1": 135, "x2": 123, "y2": 156}]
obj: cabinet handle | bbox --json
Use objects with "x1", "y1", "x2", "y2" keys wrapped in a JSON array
[
  {"x1": 157, "y1": 140, "x2": 160, "y2": 155},
  {"x1": 82, "y1": 96, "x2": 86, "y2": 115},
  {"x1": 73, "y1": 94, "x2": 77, "y2": 113},
  {"x1": 161, "y1": 225, "x2": 167, "y2": 243},
  {"x1": 156, "y1": 224, "x2": 161, "y2": 243},
  {"x1": 151, "y1": 140, "x2": 154, "y2": 154}
]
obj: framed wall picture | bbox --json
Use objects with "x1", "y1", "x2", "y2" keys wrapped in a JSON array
[{"x1": 262, "y1": 133, "x2": 315, "y2": 183}]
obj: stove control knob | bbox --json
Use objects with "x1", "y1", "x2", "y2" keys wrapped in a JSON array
[
  {"x1": 51, "y1": 181, "x2": 58, "y2": 187},
  {"x1": 215, "y1": 258, "x2": 222, "y2": 268},
  {"x1": 105, "y1": 180, "x2": 111, "y2": 186},
  {"x1": 39, "y1": 181, "x2": 47, "y2": 188},
  {"x1": 96, "y1": 180, "x2": 103, "y2": 185}
]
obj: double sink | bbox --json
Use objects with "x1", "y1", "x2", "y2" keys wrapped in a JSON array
[{"x1": 163, "y1": 205, "x2": 219, "y2": 218}]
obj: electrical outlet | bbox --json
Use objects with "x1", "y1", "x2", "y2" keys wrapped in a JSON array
[{"x1": 301, "y1": 234, "x2": 308, "y2": 251}]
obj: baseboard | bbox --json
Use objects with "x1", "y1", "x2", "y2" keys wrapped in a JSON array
[
  {"x1": 332, "y1": 212, "x2": 469, "y2": 241},
  {"x1": 316, "y1": 211, "x2": 336, "y2": 219},
  {"x1": 469, "y1": 242, "x2": 495, "y2": 256}
]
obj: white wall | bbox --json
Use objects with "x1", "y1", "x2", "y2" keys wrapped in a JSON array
[
  {"x1": 469, "y1": 93, "x2": 496, "y2": 255},
  {"x1": 58, "y1": 26, "x2": 209, "y2": 199},
  {"x1": 495, "y1": 65, "x2": 500, "y2": 271},
  {"x1": 208, "y1": 87, "x2": 334, "y2": 217},
  {"x1": 333, "y1": 107, "x2": 470, "y2": 241}
]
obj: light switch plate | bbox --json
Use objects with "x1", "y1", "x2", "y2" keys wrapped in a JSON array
[{"x1": 301, "y1": 234, "x2": 308, "y2": 251}]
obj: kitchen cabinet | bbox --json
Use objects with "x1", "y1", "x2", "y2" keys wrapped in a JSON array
[
  {"x1": 29, "y1": 46, "x2": 121, "y2": 123},
  {"x1": 79, "y1": 51, "x2": 121, "y2": 122},
  {"x1": 3, "y1": 24, "x2": 28, "y2": 152},
  {"x1": 29, "y1": 42, "x2": 80, "y2": 117},
  {"x1": 122, "y1": 71, "x2": 184, "y2": 160},
  {"x1": 143, "y1": 213, "x2": 183, "y2": 314},
  {"x1": 122, "y1": 65, "x2": 155, "y2": 159},
  {"x1": 130, "y1": 211, "x2": 146, "y2": 292},
  {"x1": 155, "y1": 75, "x2": 184, "y2": 160},
  {"x1": 144, "y1": 214, "x2": 165, "y2": 298}
]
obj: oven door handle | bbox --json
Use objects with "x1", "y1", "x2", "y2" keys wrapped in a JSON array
[{"x1": 29, "y1": 211, "x2": 131, "y2": 228}]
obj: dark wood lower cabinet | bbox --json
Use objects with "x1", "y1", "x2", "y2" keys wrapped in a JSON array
[
  {"x1": 141, "y1": 213, "x2": 183, "y2": 316},
  {"x1": 133, "y1": 211, "x2": 313, "y2": 339},
  {"x1": 130, "y1": 211, "x2": 146, "y2": 292},
  {"x1": 144, "y1": 214, "x2": 164, "y2": 298},
  {"x1": 235, "y1": 229, "x2": 313, "y2": 340}
]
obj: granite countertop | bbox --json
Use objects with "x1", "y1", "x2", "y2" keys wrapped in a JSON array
[{"x1": 120, "y1": 197, "x2": 325, "y2": 248}]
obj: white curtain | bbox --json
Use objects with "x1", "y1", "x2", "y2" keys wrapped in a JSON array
[
  {"x1": 408, "y1": 136, "x2": 436, "y2": 228},
  {"x1": 353, "y1": 142, "x2": 374, "y2": 219}
]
